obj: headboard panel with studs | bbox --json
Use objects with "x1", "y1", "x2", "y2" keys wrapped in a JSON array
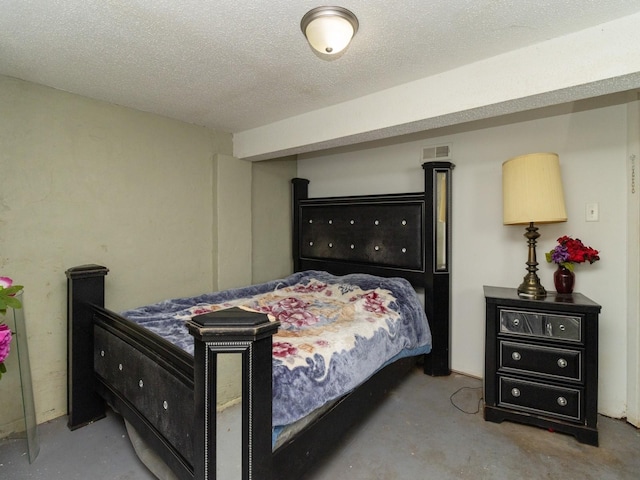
[
  {"x1": 292, "y1": 161, "x2": 454, "y2": 376},
  {"x1": 297, "y1": 193, "x2": 425, "y2": 276}
]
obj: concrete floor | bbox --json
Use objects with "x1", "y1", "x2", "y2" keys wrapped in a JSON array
[{"x1": 2, "y1": 369, "x2": 639, "y2": 479}]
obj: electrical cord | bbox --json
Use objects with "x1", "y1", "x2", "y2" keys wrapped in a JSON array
[{"x1": 449, "y1": 385, "x2": 484, "y2": 414}]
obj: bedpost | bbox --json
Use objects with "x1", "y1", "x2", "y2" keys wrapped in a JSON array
[
  {"x1": 292, "y1": 178, "x2": 310, "y2": 272},
  {"x1": 65, "y1": 264, "x2": 109, "y2": 429},
  {"x1": 422, "y1": 162, "x2": 454, "y2": 376},
  {"x1": 187, "y1": 308, "x2": 280, "y2": 480}
]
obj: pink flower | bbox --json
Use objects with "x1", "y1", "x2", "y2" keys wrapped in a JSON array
[
  {"x1": 275, "y1": 297, "x2": 308, "y2": 312},
  {"x1": 192, "y1": 306, "x2": 214, "y2": 315},
  {"x1": 293, "y1": 282, "x2": 327, "y2": 293},
  {"x1": 278, "y1": 309, "x2": 318, "y2": 328},
  {"x1": 0, "y1": 324, "x2": 11, "y2": 364},
  {"x1": 0, "y1": 276, "x2": 23, "y2": 315},
  {"x1": 273, "y1": 341, "x2": 298, "y2": 358},
  {"x1": 361, "y1": 291, "x2": 387, "y2": 314},
  {"x1": 262, "y1": 297, "x2": 319, "y2": 328}
]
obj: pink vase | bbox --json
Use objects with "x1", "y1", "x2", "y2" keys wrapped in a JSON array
[{"x1": 554, "y1": 266, "x2": 575, "y2": 294}]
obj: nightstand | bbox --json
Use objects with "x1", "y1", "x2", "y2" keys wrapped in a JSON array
[{"x1": 483, "y1": 286, "x2": 601, "y2": 446}]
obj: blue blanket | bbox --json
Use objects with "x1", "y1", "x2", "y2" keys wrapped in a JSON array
[{"x1": 121, "y1": 271, "x2": 431, "y2": 427}]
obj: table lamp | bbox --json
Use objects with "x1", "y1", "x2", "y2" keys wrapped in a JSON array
[{"x1": 503, "y1": 153, "x2": 567, "y2": 298}]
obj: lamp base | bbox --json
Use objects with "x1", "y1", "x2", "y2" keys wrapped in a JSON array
[
  {"x1": 517, "y1": 276, "x2": 547, "y2": 299},
  {"x1": 517, "y1": 222, "x2": 547, "y2": 299}
]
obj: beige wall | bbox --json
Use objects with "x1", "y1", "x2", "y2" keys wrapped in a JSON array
[
  {"x1": 299, "y1": 98, "x2": 632, "y2": 419},
  {"x1": 210, "y1": 153, "x2": 253, "y2": 406},
  {"x1": 0, "y1": 76, "x2": 237, "y2": 435},
  {"x1": 251, "y1": 157, "x2": 297, "y2": 284},
  {"x1": 216, "y1": 154, "x2": 253, "y2": 290},
  {"x1": 214, "y1": 156, "x2": 297, "y2": 409}
]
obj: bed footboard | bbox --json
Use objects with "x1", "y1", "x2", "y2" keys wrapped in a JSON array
[{"x1": 67, "y1": 265, "x2": 282, "y2": 480}]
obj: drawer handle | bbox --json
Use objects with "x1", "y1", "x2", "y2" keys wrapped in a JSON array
[
  {"x1": 557, "y1": 358, "x2": 568, "y2": 368},
  {"x1": 511, "y1": 388, "x2": 521, "y2": 398},
  {"x1": 557, "y1": 396, "x2": 568, "y2": 407},
  {"x1": 559, "y1": 324, "x2": 566, "y2": 331},
  {"x1": 512, "y1": 318, "x2": 520, "y2": 327},
  {"x1": 511, "y1": 352, "x2": 521, "y2": 361}
]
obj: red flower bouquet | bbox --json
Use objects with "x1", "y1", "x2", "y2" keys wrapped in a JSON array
[{"x1": 545, "y1": 236, "x2": 600, "y2": 272}]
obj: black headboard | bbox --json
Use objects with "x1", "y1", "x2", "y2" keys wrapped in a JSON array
[{"x1": 292, "y1": 161, "x2": 454, "y2": 376}]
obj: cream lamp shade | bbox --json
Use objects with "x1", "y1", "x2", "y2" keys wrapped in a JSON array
[
  {"x1": 503, "y1": 152, "x2": 567, "y2": 225},
  {"x1": 301, "y1": 6, "x2": 359, "y2": 55}
]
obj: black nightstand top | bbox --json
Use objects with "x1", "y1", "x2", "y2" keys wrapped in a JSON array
[{"x1": 483, "y1": 286, "x2": 601, "y2": 312}]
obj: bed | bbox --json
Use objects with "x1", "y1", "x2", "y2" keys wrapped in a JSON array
[{"x1": 66, "y1": 161, "x2": 454, "y2": 480}]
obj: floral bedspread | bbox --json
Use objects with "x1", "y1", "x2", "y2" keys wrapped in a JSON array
[{"x1": 121, "y1": 270, "x2": 431, "y2": 427}]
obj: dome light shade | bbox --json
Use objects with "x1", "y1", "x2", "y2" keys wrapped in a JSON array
[{"x1": 301, "y1": 6, "x2": 359, "y2": 55}]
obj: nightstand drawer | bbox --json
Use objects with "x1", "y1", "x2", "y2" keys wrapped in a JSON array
[
  {"x1": 500, "y1": 309, "x2": 582, "y2": 342},
  {"x1": 499, "y1": 341, "x2": 582, "y2": 381},
  {"x1": 498, "y1": 376, "x2": 581, "y2": 421}
]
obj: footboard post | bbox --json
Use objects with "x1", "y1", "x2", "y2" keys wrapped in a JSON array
[
  {"x1": 65, "y1": 264, "x2": 109, "y2": 429},
  {"x1": 292, "y1": 177, "x2": 310, "y2": 273},
  {"x1": 423, "y1": 161, "x2": 454, "y2": 376},
  {"x1": 188, "y1": 308, "x2": 280, "y2": 480}
]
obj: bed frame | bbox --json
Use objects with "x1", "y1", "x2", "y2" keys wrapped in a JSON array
[{"x1": 66, "y1": 161, "x2": 454, "y2": 480}]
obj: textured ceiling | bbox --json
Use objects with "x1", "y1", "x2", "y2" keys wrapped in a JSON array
[{"x1": 2, "y1": 1, "x2": 640, "y2": 135}]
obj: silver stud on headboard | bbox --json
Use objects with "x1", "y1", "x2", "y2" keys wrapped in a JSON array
[
  {"x1": 402, "y1": 248, "x2": 407, "y2": 253},
  {"x1": 328, "y1": 220, "x2": 333, "y2": 224},
  {"x1": 374, "y1": 245, "x2": 380, "y2": 251},
  {"x1": 309, "y1": 219, "x2": 313, "y2": 223},
  {"x1": 374, "y1": 220, "x2": 379, "y2": 225},
  {"x1": 350, "y1": 244, "x2": 355, "y2": 249},
  {"x1": 350, "y1": 220, "x2": 355, "y2": 225},
  {"x1": 309, "y1": 241, "x2": 314, "y2": 246},
  {"x1": 328, "y1": 242, "x2": 333, "y2": 248},
  {"x1": 402, "y1": 220, "x2": 407, "y2": 226}
]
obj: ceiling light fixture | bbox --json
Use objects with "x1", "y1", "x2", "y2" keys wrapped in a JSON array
[{"x1": 301, "y1": 6, "x2": 359, "y2": 56}]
